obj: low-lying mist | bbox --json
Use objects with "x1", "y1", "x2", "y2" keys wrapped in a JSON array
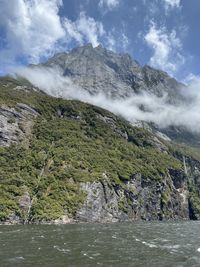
[{"x1": 15, "y1": 66, "x2": 200, "y2": 133}]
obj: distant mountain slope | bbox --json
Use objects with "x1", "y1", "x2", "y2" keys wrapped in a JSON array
[
  {"x1": 1, "y1": 76, "x2": 200, "y2": 224},
  {"x1": 38, "y1": 44, "x2": 184, "y2": 100},
  {"x1": 27, "y1": 44, "x2": 200, "y2": 148}
]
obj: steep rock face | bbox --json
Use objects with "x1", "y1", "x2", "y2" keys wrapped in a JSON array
[
  {"x1": 43, "y1": 44, "x2": 183, "y2": 99},
  {"x1": 0, "y1": 104, "x2": 38, "y2": 147},
  {"x1": 76, "y1": 171, "x2": 189, "y2": 223},
  {"x1": 184, "y1": 157, "x2": 200, "y2": 219}
]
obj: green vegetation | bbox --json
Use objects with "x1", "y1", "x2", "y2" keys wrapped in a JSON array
[
  {"x1": 0, "y1": 77, "x2": 196, "y2": 222},
  {"x1": 168, "y1": 141, "x2": 200, "y2": 162},
  {"x1": 161, "y1": 191, "x2": 171, "y2": 205}
]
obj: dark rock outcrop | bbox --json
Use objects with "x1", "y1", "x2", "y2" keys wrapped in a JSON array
[{"x1": 76, "y1": 171, "x2": 189, "y2": 223}]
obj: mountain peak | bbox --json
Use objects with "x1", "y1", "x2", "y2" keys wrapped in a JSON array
[{"x1": 41, "y1": 44, "x2": 183, "y2": 99}]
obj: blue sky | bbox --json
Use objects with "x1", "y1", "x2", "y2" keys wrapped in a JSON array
[{"x1": 0, "y1": 0, "x2": 200, "y2": 82}]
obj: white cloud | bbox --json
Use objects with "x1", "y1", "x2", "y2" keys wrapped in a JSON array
[
  {"x1": 99, "y1": 0, "x2": 120, "y2": 10},
  {"x1": 0, "y1": 0, "x2": 112, "y2": 72},
  {"x1": 121, "y1": 34, "x2": 129, "y2": 50},
  {"x1": 104, "y1": 29, "x2": 129, "y2": 52},
  {"x1": 0, "y1": 0, "x2": 65, "y2": 65},
  {"x1": 106, "y1": 32, "x2": 116, "y2": 50},
  {"x1": 183, "y1": 73, "x2": 200, "y2": 85},
  {"x1": 144, "y1": 22, "x2": 185, "y2": 75},
  {"x1": 163, "y1": 0, "x2": 181, "y2": 9},
  {"x1": 63, "y1": 19, "x2": 83, "y2": 45},
  {"x1": 64, "y1": 12, "x2": 105, "y2": 47}
]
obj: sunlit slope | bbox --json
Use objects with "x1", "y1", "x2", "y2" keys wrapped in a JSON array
[{"x1": 0, "y1": 77, "x2": 200, "y2": 223}]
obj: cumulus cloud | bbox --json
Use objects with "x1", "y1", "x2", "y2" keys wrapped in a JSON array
[
  {"x1": 0, "y1": 0, "x2": 65, "y2": 66},
  {"x1": 99, "y1": 0, "x2": 120, "y2": 10},
  {"x1": 144, "y1": 22, "x2": 185, "y2": 75},
  {"x1": 16, "y1": 66, "x2": 200, "y2": 134},
  {"x1": 0, "y1": 0, "x2": 114, "y2": 72}
]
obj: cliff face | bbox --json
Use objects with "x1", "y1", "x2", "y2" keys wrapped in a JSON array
[
  {"x1": 1, "y1": 76, "x2": 200, "y2": 224},
  {"x1": 43, "y1": 44, "x2": 183, "y2": 100},
  {"x1": 76, "y1": 172, "x2": 189, "y2": 223},
  {"x1": 0, "y1": 104, "x2": 37, "y2": 147}
]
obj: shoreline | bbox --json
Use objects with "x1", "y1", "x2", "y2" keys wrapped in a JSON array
[{"x1": 0, "y1": 218, "x2": 192, "y2": 226}]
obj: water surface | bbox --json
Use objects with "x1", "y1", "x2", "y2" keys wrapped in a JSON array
[{"x1": 0, "y1": 221, "x2": 200, "y2": 266}]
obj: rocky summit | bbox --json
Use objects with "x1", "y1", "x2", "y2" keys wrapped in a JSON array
[
  {"x1": 0, "y1": 46, "x2": 200, "y2": 224},
  {"x1": 43, "y1": 44, "x2": 183, "y2": 100}
]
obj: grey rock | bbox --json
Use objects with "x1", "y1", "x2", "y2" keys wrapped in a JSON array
[
  {"x1": 0, "y1": 105, "x2": 38, "y2": 146},
  {"x1": 42, "y1": 44, "x2": 184, "y2": 100},
  {"x1": 76, "y1": 171, "x2": 190, "y2": 223},
  {"x1": 19, "y1": 192, "x2": 31, "y2": 211},
  {"x1": 76, "y1": 181, "x2": 123, "y2": 223},
  {"x1": 17, "y1": 103, "x2": 38, "y2": 116}
]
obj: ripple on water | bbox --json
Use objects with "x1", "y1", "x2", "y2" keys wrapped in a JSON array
[
  {"x1": 8, "y1": 256, "x2": 25, "y2": 263},
  {"x1": 92, "y1": 253, "x2": 101, "y2": 257},
  {"x1": 1, "y1": 222, "x2": 200, "y2": 267},
  {"x1": 36, "y1": 235, "x2": 45, "y2": 238},
  {"x1": 53, "y1": 245, "x2": 70, "y2": 253},
  {"x1": 134, "y1": 238, "x2": 158, "y2": 248},
  {"x1": 141, "y1": 241, "x2": 158, "y2": 248}
]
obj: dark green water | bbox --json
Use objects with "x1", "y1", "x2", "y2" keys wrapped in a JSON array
[{"x1": 0, "y1": 221, "x2": 200, "y2": 267}]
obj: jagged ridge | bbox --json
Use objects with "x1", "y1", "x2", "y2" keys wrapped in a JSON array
[{"x1": 42, "y1": 44, "x2": 183, "y2": 100}]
